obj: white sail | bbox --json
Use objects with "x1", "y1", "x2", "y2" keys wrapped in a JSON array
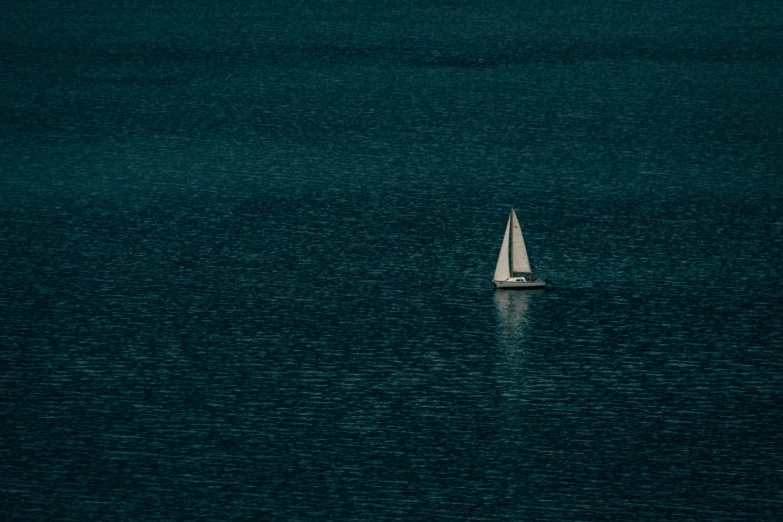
[
  {"x1": 510, "y1": 209, "x2": 531, "y2": 273},
  {"x1": 493, "y1": 216, "x2": 511, "y2": 281}
]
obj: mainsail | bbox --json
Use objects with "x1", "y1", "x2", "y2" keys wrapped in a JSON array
[
  {"x1": 493, "y1": 216, "x2": 511, "y2": 281},
  {"x1": 510, "y1": 209, "x2": 531, "y2": 273}
]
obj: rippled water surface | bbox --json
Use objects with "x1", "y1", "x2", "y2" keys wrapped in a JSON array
[{"x1": 2, "y1": 1, "x2": 783, "y2": 520}]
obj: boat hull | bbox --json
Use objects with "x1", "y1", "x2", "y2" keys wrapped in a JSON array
[{"x1": 493, "y1": 279, "x2": 547, "y2": 290}]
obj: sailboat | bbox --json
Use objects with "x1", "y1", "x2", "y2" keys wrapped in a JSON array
[{"x1": 493, "y1": 208, "x2": 548, "y2": 289}]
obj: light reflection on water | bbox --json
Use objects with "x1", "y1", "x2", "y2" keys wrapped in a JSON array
[
  {"x1": 494, "y1": 290, "x2": 532, "y2": 337},
  {"x1": 494, "y1": 289, "x2": 534, "y2": 412}
]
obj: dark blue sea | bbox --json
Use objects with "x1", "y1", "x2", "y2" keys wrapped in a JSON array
[{"x1": 2, "y1": 1, "x2": 783, "y2": 520}]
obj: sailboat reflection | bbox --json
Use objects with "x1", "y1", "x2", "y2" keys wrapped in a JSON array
[
  {"x1": 494, "y1": 290, "x2": 532, "y2": 336},
  {"x1": 494, "y1": 290, "x2": 533, "y2": 404}
]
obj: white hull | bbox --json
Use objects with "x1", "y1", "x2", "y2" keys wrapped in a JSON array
[{"x1": 493, "y1": 278, "x2": 546, "y2": 290}]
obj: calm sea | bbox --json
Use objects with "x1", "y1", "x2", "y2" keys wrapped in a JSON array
[{"x1": 2, "y1": 1, "x2": 783, "y2": 520}]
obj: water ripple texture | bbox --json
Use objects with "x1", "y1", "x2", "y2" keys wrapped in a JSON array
[{"x1": 2, "y1": 1, "x2": 783, "y2": 520}]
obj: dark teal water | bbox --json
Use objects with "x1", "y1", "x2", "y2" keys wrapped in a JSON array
[{"x1": 2, "y1": 1, "x2": 783, "y2": 520}]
